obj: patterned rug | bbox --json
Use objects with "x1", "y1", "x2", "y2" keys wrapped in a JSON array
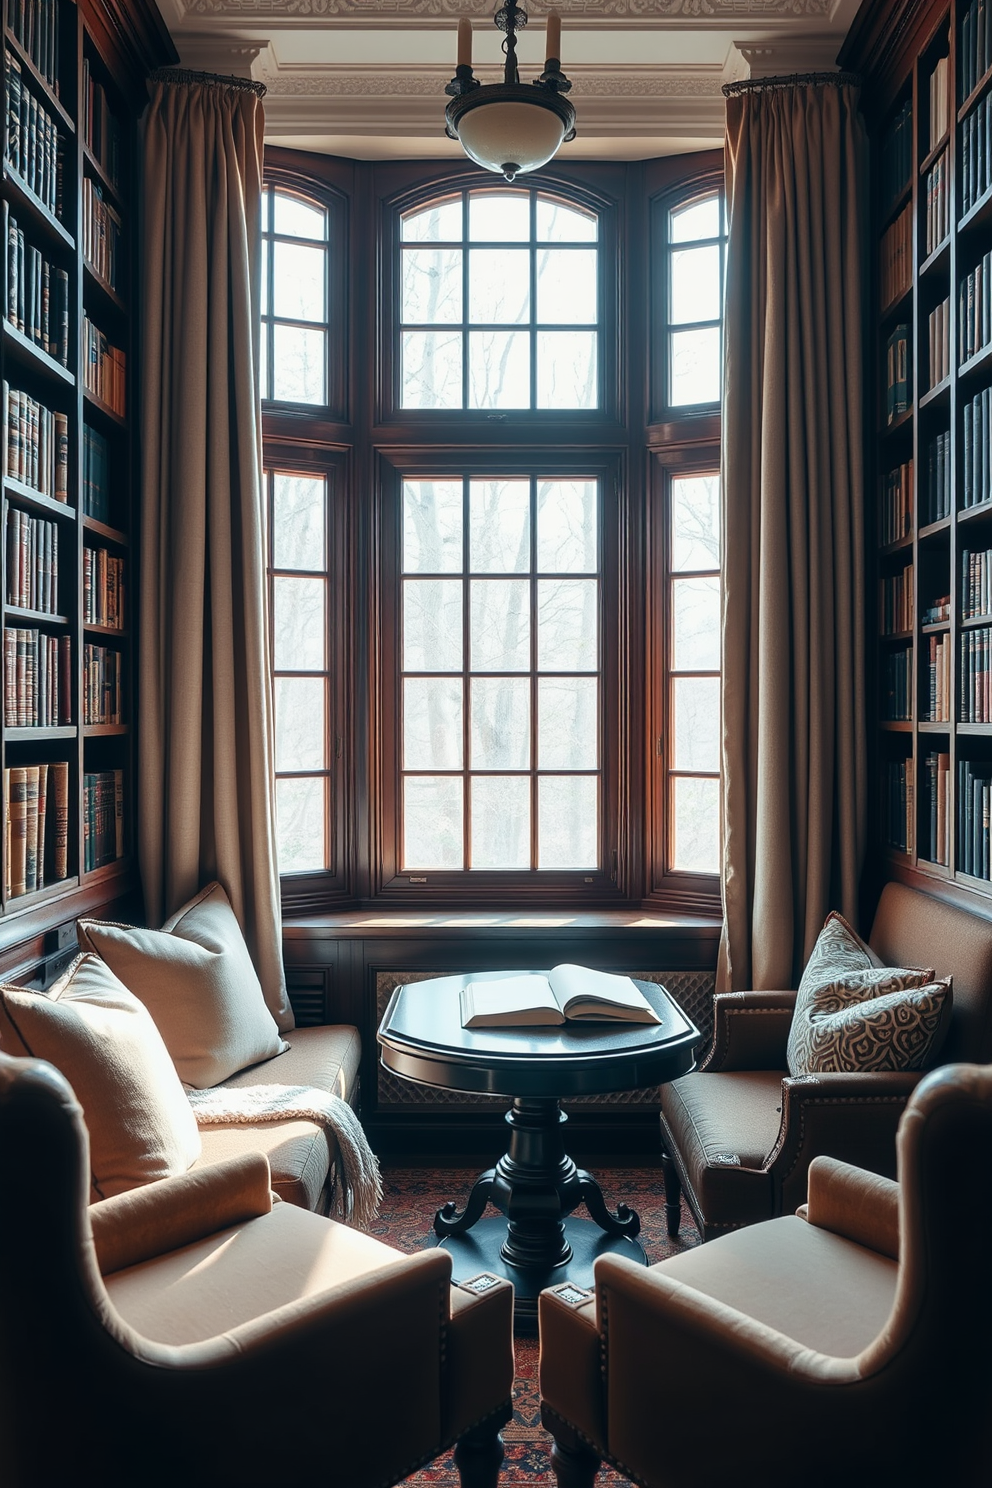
[{"x1": 369, "y1": 1167, "x2": 701, "y2": 1487}]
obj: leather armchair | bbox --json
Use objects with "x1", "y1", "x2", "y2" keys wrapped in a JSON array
[
  {"x1": 659, "y1": 881, "x2": 992, "y2": 1240},
  {"x1": 540, "y1": 1062, "x2": 992, "y2": 1488},
  {"x1": 0, "y1": 1051, "x2": 514, "y2": 1488}
]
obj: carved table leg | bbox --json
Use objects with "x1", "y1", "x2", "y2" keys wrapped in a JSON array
[
  {"x1": 576, "y1": 1170, "x2": 641, "y2": 1239},
  {"x1": 454, "y1": 1415, "x2": 507, "y2": 1488},
  {"x1": 435, "y1": 1169, "x2": 497, "y2": 1238}
]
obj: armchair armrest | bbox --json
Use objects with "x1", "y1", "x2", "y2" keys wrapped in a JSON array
[
  {"x1": 700, "y1": 991, "x2": 798, "y2": 1072},
  {"x1": 445, "y1": 1275, "x2": 515, "y2": 1440},
  {"x1": 800, "y1": 1155, "x2": 899, "y2": 1259},
  {"x1": 90, "y1": 1153, "x2": 273, "y2": 1275}
]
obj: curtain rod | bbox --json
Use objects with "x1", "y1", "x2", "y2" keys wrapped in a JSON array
[
  {"x1": 723, "y1": 71, "x2": 860, "y2": 96},
  {"x1": 148, "y1": 67, "x2": 266, "y2": 97}
]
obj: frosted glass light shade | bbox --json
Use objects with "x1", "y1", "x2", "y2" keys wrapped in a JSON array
[{"x1": 456, "y1": 99, "x2": 567, "y2": 179}]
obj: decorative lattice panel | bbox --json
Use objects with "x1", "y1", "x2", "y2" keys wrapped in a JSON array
[{"x1": 375, "y1": 969, "x2": 715, "y2": 1110}]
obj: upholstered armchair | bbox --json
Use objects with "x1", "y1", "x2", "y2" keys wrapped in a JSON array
[
  {"x1": 540, "y1": 1062, "x2": 992, "y2": 1488},
  {"x1": 659, "y1": 881, "x2": 992, "y2": 1241},
  {"x1": 0, "y1": 1052, "x2": 514, "y2": 1488}
]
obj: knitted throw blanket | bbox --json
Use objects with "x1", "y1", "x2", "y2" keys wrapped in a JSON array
[{"x1": 187, "y1": 1084, "x2": 383, "y2": 1229}]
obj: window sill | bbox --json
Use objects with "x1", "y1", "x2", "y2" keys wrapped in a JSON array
[{"x1": 282, "y1": 906, "x2": 722, "y2": 939}]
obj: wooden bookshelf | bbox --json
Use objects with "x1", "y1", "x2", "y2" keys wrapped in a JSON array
[{"x1": 0, "y1": 0, "x2": 173, "y2": 954}]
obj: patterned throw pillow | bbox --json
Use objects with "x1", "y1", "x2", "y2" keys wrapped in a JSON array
[{"x1": 786, "y1": 911, "x2": 951, "y2": 1076}]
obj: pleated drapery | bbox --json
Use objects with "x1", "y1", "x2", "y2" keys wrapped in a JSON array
[
  {"x1": 719, "y1": 75, "x2": 868, "y2": 993},
  {"x1": 139, "y1": 74, "x2": 292, "y2": 1032}
]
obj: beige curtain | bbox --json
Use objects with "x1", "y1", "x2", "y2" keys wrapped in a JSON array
[
  {"x1": 719, "y1": 75, "x2": 867, "y2": 993},
  {"x1": 140, "y1": 74, "x2": 292, "y2": 1031}
]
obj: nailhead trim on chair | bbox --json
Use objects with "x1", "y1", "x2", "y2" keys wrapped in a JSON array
[
  {"x1": 701, "y1": 1007, "x2": 795, "y2": 1070},
  {"x1": 770, "y1": 1094, "x2": 913, "y2": 1186}
]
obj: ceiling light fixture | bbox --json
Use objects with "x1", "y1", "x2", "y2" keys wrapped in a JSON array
[{"x1": 444, "y1": 3, "x2": 575, "y2": 183}]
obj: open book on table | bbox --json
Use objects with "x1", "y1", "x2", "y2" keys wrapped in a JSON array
[{"x1": 459, "y1": 964, "x2": 663, "y2": 1029}]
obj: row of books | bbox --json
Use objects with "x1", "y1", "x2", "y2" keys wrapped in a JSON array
[
  {"x1": 926, "y1": 430, "x2": 952, "y2": 522},
  {"x1": 3, "y1": 627, "x2": 70, "y2": 727},
  {"x1": 81, "y1": 59, "x2": 121, "y2": 190},
  {"x1": 881, "y1": 459, "x2": 913, "y2": 544},
  {"x1": 922, "y1": 593, "x2": 951, "y2": 624},
  {"x1": 881, "y1": 202, "x2": 912, "y2": 309},
  {"x1": 4, "y1": 761, "x2": 68, "y2": 898},
  {"x1": 962, "y1": 94, "x2": 992, "y2": 217},
  {"x1": 961, "y1": 0, "x2": 992, "y2": 102},
  {"x1": 959, "y1": 757, "x2": 992, "y2": 878},
  {"x1": 925, "y1": 151, "x2": 950, "y2": 258},
  {"x1": 4, "y1": 51, "x2": 62, "y2": 219},
  {"x1": 3, "y1": 383, "x2": 68, "y2": 499},
  {"x1": 963, "y1": 386, "x2": 992, "y2": 506},
  {"x1": 82, "y1": 641, "x2": 122, "y2": 725},
  {"x1": 883, "y1": 645, "x2": 913, "y2": 720},
  {"x1": 880, "y1": 564, "x2": 913, "y2": 635},
  {"x1": 929, "y1": 55, "x2": 950, "y2": 152},
  {"x1": 885, "y1": 323, "x2": 911, "y2": 424},
  {"x1": 83, "y1": 546, "x2": 124, "y2": 630},
  {"x1": 927, "y1": 632, "x2": 952, "y2": 721},
  {"x1": 82, "y1": 178, "x2": 123, "y2": 294},
  {"x1": 884, "y1": 757, "x2": 913, "y2": 853},
  {"x1": 929, "y1": 297, "x2": 951, "y2": 389},
  {"x1": 8, "y1": 0, "x2": 60, "y2": 92},
  {"x1": 922, "y1": 749, "x2": 951, "y2": 865},
  {"x1": 83, "y1": 768, "x2": 123, "y2": 871},
  {"x1": 881, "y1": 99, "x2": 913, "y2": 212},
  {"x1": 959, "y1": 251, "x2": 992, "y2": 363},
  {"x1": 3, "y1": 204, "x2": 69, "y2": 365},
  {"x1": 961, "y1": 625, "x2": 992, "y2": 721},
  {"x1": 962, "y1": 546, "x2": 992, "y2": 619},
  {"x1": 82, "y1": 425, "x2": 111, "y2": 524},
  {"x1": 82, "y1": 317, "x2": 125, "y2": 416},
  {"x1": 5, "y1": 506, "x2": 60, "y2": 614}
]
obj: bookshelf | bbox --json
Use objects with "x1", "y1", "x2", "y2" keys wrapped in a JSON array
[
  {"x1": 856, "y1": 0, "x2": 992, "y2": 897},
  {"x1": 0, "y1": 0, "x2": 172, "y2": 948}
]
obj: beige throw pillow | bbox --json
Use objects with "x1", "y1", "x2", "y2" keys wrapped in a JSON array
[
  {"x1": 0, "y1": 956, "x2": 202, "y2": 1200},
  {"x1": 786, "y1": 911, "x2": 951, "y2": 1076},
  {"x1": 77, "y1": 881, "x2": 288, "y2": 1089}
]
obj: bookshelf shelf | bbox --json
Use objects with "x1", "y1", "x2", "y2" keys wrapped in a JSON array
[
  {"x1": 81, "y1": 514, "x2": 127, "y2": 546},
  {"x1": 1, "y1": 319, "x2": 74, "y2": 385},
  {"x1": 959, "y1": 182, "x2": 992, "y2": 233},
  {"x1": 83, "y1": 622, "x2": 126, "y2": 638},
  {"x1": 920, "y1": 237, "x2": 951, "y2": 277},
  {"x1": 920, "y1": 131, "x2": 950, "y2": 174},
  {"x1": 2, "y1": 28, "x2": 73, "y2": 132},
  {"x1": 82, "y1": 723, "x2": 127, "y2": 737},
  {"x1": 880, "y1": 720, "x2": 914, "y2": 731},
  {"x1": 82, "y1": 388, "x2": 126, "y2": 428},
  {"x1": 958, "y1": 340, "x2": 992, "y2": 383},
  {"x1": 2, "y1": 169, "x2": 73, "y2": 251},
  {"x1": 958, "y1": 59, "x2": 992, "y2": 120},
  {"x1": 83, "y1": 262, "x2": 126, "y2": 317},
  {"x1": 82, "y1": 145, "x2": 124, "y2": 213},
  {"x1": 81, "y1": 854, "x2": 131, "y2": 887},
  {"x1": 882, "y1": 406, "x2": 914, "y2": 437},
  {"x1": 4, "y1": 605, "x2": 69, "y2": 625},
  {"x1": 4, "y1": 873, "x2": 80, "y2": 911},
  {"x1": 920, "y1": 377, "x2": 952, "y2": 408},
  {"x1": 5, "y1": 726, "x2": 76, "y2": 741}
]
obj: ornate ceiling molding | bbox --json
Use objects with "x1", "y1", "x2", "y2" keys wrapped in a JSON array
[
  {"x1": 179, "y1": 0, "x2": 832, "y2": 22},
  {"x1": 256, "y1": 63, "x2": 726, "y2": 96}
]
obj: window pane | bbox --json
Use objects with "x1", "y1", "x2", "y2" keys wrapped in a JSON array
[
  {"x1": 538, "y1": 775, "x2": 597, "y2": 868},
  {"x1": 276, "y1": 776, "x2": 327, "y2": 873},
  {"x1": 260, "y1": 319, "x2": 269, "y2": 399},
  {"x1": 261, "y1": 239, "x2": 270, "y2": 316},
  {"x1": 274, "y1": 192, "x2": 327, "y2": 241},
  {"x1": 536, "y1": 249, "x2": 597, "y2": 324},
  {"x1": 671, "y1": 475, "x2": 720, "y2": 572},
  {"x1": 472, "y1": 776, "x2": 530, "y2": 868},
  {"x1": 402, "y1": 199, "x2": 462, "y2": 242},
  {"x1": 273, "y1": 475, "x2": 325, "y2": 571},
  {"x1": 273, "y1": 324, "x2": 327, "y2": 404},
  {"x1": 670, "y1": 326, "x2": 720, "y2": 406},
  {"x1": 469, "y1": 249, "x2": 530, "y2": 324},
  {"x1": 538, "y1": 677, "x2": 597, "y2": 768},
  {"x1": 402, "y1": 248, "x2": 462, "y2": 324},
  {"x1": 470, "y1": 479, "x2": 530, "y2": 573},
  {"x1": 468, "y1": 331, "x2": 530, "y2": 409},
  {"x1": 404, "y1": 579, "x2": 462, "y2": 671},
  {"x1": 274, "y1": 677, "x2": 325, "y2": 770},
  {"x1": 672, "y1": 775, "x2": 720, "y2": 873},
  {"x1": 273, "y1": 576, "x2": 325, "y2": 670},
  {"x1": 670, "y1": 245, "x2": 721, "y2": 326},
  {"x1": 273, "y1": 241, "x2": 327, "y2": 322},
  {"x1": 672, "y1": 577, "x2": 720, "y2": 671},
  {"x1": 538, "y1": 578, "x2": 597, "y2": 671},
  {"x1": 536, "y1": 198, "x2": 597, "y2": 242},
  {"x1": 471, "y1": 676, "x2": 530, "y2": 768},
  {"x1": 469, "y1": 193, "x2": 529, "y2": 241},
  {"x1": 537, "y1": 331, "x2": 597, "y2": 409},
  {"x1": 404, "y1": 776, "x2": 464, "y2": 868},
  {"x1": 404, "y1": 480, "x2": 463, "y2": 573},
  {"x1": 670, "y1": 195, "x2": 719, "y2": 243},
  {"x1": 404, "y1": 677, "x2": 463, "y2": 768},
  {"x1": 537, "y1": 480, "x2": 597, "y2": 573},
  {"x1": 673, "y1": 676, "x2": 720, "y2": 771},
  {"x1": 470, "y1": 579, "x2": 530, "y2": 671},
  {"x1": 402, "y1": 330, "x2": 463, "y2": 409}
]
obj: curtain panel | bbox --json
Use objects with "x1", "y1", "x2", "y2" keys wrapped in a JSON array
[
  {"x1": 139, "y1": 74, "x2": 292, "y2": 1031},
  {"x1": 720, "y1": 75, "x2": 868, "y2": 992}
]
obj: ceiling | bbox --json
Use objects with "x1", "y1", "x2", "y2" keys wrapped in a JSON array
[{"x1": 153, "y1": 0, "x2": 863, "y2": 161}]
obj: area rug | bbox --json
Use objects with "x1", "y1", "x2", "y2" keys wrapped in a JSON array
[{"x1": 369, "y1": 1167, "x2": 700, "y2": 1487}]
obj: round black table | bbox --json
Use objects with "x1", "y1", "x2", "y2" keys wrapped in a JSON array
[{"x1": 377, "y1": 971, "x2": 699, "y2": 1332}]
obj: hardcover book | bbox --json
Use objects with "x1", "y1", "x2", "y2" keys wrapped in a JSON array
[{"x1": 459, "y1": 965, "x2": 663, "y2": 1028}]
